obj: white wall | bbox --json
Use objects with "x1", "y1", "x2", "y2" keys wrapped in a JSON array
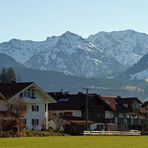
[
  {"x1": 105, "y1": 111, "x2": 114, "y2": 118},
  {"x1": 24, "y1": 103, "x2": 45, "y2": 130},
  {"x1": 19, "y1": 86, "x2": 50, "y2": 130},
  {"x1": 49, "y1": 110, "x2": 82, "y2": 117}
]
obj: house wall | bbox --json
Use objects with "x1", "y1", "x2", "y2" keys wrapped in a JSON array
[
  {"x1": 23, "y1": 103, "x2": 46, "y2": 130},
  {"x1": 16, "y1": 86, "x2": 51, "y2": 130},
  {"x1": 49, "y1": 110, "x2": 82, "y2": 117},
  {"x1": 105, "y1": 111, "x2": 114, "y2": 118}
]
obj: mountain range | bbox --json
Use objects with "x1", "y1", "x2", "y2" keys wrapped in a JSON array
[
  {"x1": 0, "y1": 29, "x2": 148, "y2": 79},
  {"x1": 0, "y1": 29, "x2": 148, "y2": 99},
  {"x1": 87, "y1": 30, "x2": 148, "y2": 68}
]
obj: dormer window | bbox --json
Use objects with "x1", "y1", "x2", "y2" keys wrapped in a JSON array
[
  {"x1": 20, "y1": 89, "x2": 36, "y2": 99},
  {"x1": 31, "y1": 90, "x2": 36, "y2": 99}
]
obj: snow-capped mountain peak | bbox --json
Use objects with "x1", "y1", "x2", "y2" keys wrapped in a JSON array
[
  {"x1": 1, "y1": 30, "x2": 148, "y2": 78},
  {"x1": 87, "y1": 29, "x2": 148, "y2": 68}
]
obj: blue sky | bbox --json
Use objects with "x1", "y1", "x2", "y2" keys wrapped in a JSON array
[{"x1": 0, "y1": 0, "x2": 148, "y2": 42}]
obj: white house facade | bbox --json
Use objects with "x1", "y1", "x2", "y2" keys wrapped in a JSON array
[{"x1": 0, "y1": 82, "x2": 56, "y2": 130}]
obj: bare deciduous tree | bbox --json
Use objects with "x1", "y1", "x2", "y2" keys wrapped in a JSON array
[{"x1": 48, "y1": 113, "x2": 65, "y2": 132}]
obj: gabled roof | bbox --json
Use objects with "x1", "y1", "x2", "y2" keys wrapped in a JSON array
[
  {"x1": 48, "y1": 92, "x2": 142, "y2": 113},
  {"x1": 141, "y1": 101, "x2": 148, "y2": 107},
  {"x1": 99, "y1": 96, "x2": 143, "y2": 112},
  {"x1": 0, "y1": 82, "x2": 33, "y2": 99},
  {"x1": 117, "y1": 97, "x2": 142, "y2": 104},
  {"x1": 0, "y1": 92, "x2": 5, "y2": 100},
  {"x1": 99, "y1": 96, "x2": 116, "y2": 111},
  {"x1": 139, "y1": 107, "x2": 148, "y2": 114},
  {"x1": 98, "y1": 96, "x2": 127, "y2": 112},
  {"x1": 48, "y1": 93, "x2": 86, "y2": 110},
  {"x1": 0, "y1": 82, "x2": 56, "y2": 103}
]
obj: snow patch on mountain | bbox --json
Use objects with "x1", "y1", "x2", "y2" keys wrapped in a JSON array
[
  {"x1": 87, "y1": 30, "x2": 148, "y2": 68},
  {"x1": 130, "y1": 69, "x2": 148, "y2": 81},
  {"x1": 24, "y1": 31, "x2": 122, "y2": 77}
]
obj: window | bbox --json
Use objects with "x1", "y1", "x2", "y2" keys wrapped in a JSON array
[
  {"x1": 19, "y1": 93, "x2": 23, "y2": 98},
  {"x1": 32, "y1": 105, "x2": 39, "y2": 112},
  {"x1": 31, "y1": 90, "x2": 36, "y2": 99},
  {"x1": 22, "y1": 119, "x2": 27, "y2": 125},
  {"x1": 20, "y1": 89, "x2": 36, "y2": 99},
  {"x1": 64, "y1": 112, "x2": 72, "y2": 117},
  {"x1": 32, "y1": 119, "x2": 39, "y2": 126}
]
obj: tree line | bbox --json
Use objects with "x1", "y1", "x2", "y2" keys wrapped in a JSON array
[{"x1": 0, "y1": 67, "x2": 16, "y2": 83}]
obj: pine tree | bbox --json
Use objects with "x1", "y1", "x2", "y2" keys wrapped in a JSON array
[
  {"x1": 6, "y1": 67, "x2": 16, "y2": 83},
  {"x1": 0, "y1": 68, "x2": 7, "y2": 83},
  {"x1": 0, "y1": 67, "x2": 16, "y2": 83}
]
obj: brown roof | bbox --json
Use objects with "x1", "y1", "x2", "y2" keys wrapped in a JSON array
[
  {"x1": 0, "y1": 92, "x2": 5, "y2": 100},
  {"x1": 99, "y1": 96, "x2": 144, "y2": 113},
  {"x1": 48, "y1": 92, "x2": 142, "y2": 113},
  {"x1": 99, "y1": 96, "x2": 128, "y2": 112},
  {"x1": 0, "y1": 82, "x2": 33, "y2": 99},
  {"x1": 139, "y1": 107, "x2": 148, "y2": 114},
  {"x1": 118, "y1": 97, "x2": 142, "y2": 104},
  {"x1": 99, "y1": 96, "x2": 116, "y2": 111},
  {"x1": 141, "y1": 101, "x2": 148, "y2": 107},
  {"x1": 48, "y1": 93, "x2": 87, "y2": 110}
]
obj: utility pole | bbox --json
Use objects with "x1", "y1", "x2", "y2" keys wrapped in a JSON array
[{"x1": 83, "y1": 87, "x2": 95, "y2": 131}]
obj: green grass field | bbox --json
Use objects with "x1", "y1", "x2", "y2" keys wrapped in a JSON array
[{"x1": 0, "y1": 136, "x2": 148, "y2": 148}]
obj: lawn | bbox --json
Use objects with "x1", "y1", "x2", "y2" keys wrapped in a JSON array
[{"x1": 0, "y1": 136, "x2": 148, "y2": 148}]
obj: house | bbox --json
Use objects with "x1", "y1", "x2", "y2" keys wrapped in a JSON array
[
  {"x1": 142, "y1": 101, "x2": 148, "y2": 110},
  {"x1": 48, "y1": 92, "x2": 148, "y2": 133},
  {"x1": 0, "y1": 82, "x2": 56, "y2": 130},
  {"x1": 48, "y1": 92, "x2": 94, "y2": 134},
  {"x1": 0, "y1": 92, "x2": 17, "y2": 131},
  {"x1": 48, "y1": 93, "x2": 126, "y2": 132},
  {"x1": 141, "y1": 101, "x2": 148, "y2": 132}
]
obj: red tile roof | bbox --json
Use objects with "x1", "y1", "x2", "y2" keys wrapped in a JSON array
[
  {"x1": 0, "y1": 82, "x2": 33, "y2": 99},
  {"x1": 139, "y1": 107, "x2": 148, "y2": 114},
  {"x1": 99, "y1": 96, "x2": 142, "y2": 112},
  {"x1": 99, "y1": 96, "x2": 116, "y2": 111},
  {"x1": 48, "y1": 92, "x2": 142, "y2": 113}
]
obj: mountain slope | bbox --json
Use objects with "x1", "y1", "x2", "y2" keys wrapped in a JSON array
[
  {"x1": 0, "y1": 53, "x2": 147, "y2": 100},
  {"x1": 25, "y1": 31, "x2": 123, "y2": 77},
  {"x1": 0, "y1": 32, "x2": 122, "y2": 78},
  {"x1": 122, "y1": 53, "x2": 148, "y2": 81},
  {"x1": 0, "y1": 53, "x2": 22, "y2": 68},
  {"x1": 87, "y1": 30, "x2": 148, "y2": 68}
]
